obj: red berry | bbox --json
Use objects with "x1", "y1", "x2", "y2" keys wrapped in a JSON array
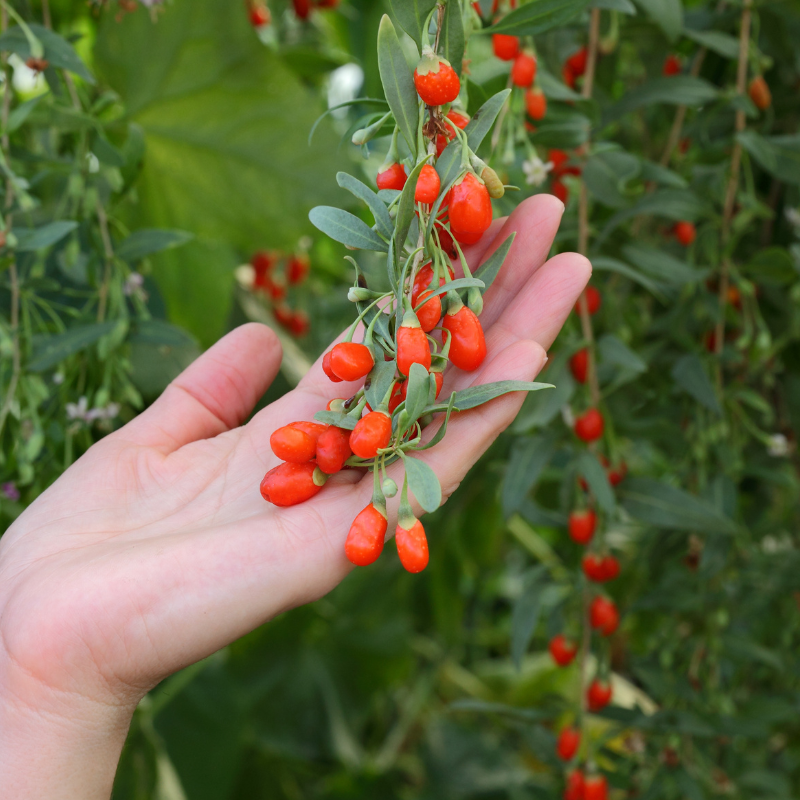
[
  {"x1": 414, "y1": 56, "x2": 461, "y2": 106},
  {"x1": 585, "y1": 775, "x2": 608, "y2": 800},
  {"x1": 388, "y1": 381, "x2": 405, "y2": 413},
  {"x1": 329, "y1": 342, "x2": 375, "y2": 381},
  {"x1": 292, "y1": 0, "x2": 310, "y2": 18},
  {"x1": 315, "y1": 425, "x2": 352, "y2": 474},
  {"x1": 413, "y1": 263, "x2": 453, "y2": 330},
  {"x1": 433, "y1": 371, "x2": 444, "y2": 398},
  {"x1": 251, "y1": 250, "x2": 275, "y2": 278},
  {"x1": 270, "y1": 424, "x2": 318, "y2": 463},
  {"x1": 674, "y1": 220, "x2": 696, "y2": 246},
  {"x1": 447, "y1": 172, "x2": 493, "y2": 245},
  {"x1": 511, "y1": 51, "x2": 537, "y2": 87},
  {"x1": 564, "y1": 770, "x2": 585, "y2": 800},
  {"x1": 556, "y1": 727, "x2": 581, "y2": 761},
  {"x1": 435, "y1": 110, "x2": 470, "y2": 157},
  {"x1": 607, "y1": 460, "x2": 627, "y2": 486},
  {"x1": 568, "y1": 509, "x2": 596, "y2": 545},
  {"x1": 287, "y1": 254, "x2": 310, "y2": 284},
  {"x1": 415, "y1": 164, "x2": 441, "y2": 205},
  {"x1": 574, "y1": 285, "x2": 601, "y2": 315},
  {"x1": 570, "y1": 349, "x2": 589, "y2": 384},
  {"x1": 582, "y1": 553, "x2": 607, "y2": 582},
  {"x1": 397, "y1": 317, "x2": 432, "y2": 376},
  {"x1": 262, "y1": 275, "x2": 286, "y2": 301},
  {"x1": 567, "y1": 47, "x2": 588, "y2": 77},
  {"x1": 289, "y1": 420, "x2": 328, "y2": 440},
  {"x1": 322, "y1": 350, "x2": 344, "y2": 383},
  {"x1": 525, "y1": 87, "x2": 547, "y2": 120},
  {"x1": 434, "y1": 221, "x2": 457, "y2": 257},
  {"x1": 748, "y1": 76, "x2": 771, "y2": 111},
  {"x1": 492, "y1": 33, "x2": 519, "y2": 61},
  {"x1": 552, "y1": 179, "x2": 569, "y2": 204},
  {"x1": 350, "y1": 411, "x2": 392, "y2": 458},
  {"x1": 574, "y1": 408, "x2": 604, "y2": 442},
  {"x1": 413, "y1": 290, "x2": 440, "y2": 332},
  {"x1": 443, "y1": 304, "x2": 487, "y2": 372},
  {"x1": 289, "y1": 310, "x2": 309, "y2": 337},
  {"x1": 549, "y1": 148, "x2": 569, "y2": 176},
  {"x1": 587, "y1": 679, "x2": 613, "y2": 711},
  {"x1": 260, "y1": 461, "x2": 325, "y2": 506},
  {"x1": 549, "y1": 634, "x2": 578, "y2": 667},
  {"x1": 601, "y1": 554, "x2": 620, "y2": 582},
  {"x1": 274, "y1": 304, "x2": 294, "y2": 329},
  {"x1": 377, "y1": 162, "x2": 407, "y2": 191},
  {"x1": 662, "y1": 54, "x2": 681, "y2": 76},
  {"x1": 589, "y1": 596, "x2": 619, "y2": 636},
  {"x1": 345, "y1": 504, "x2": 388, "y2": 566},
  {"x1": 249, "y1": 4, "x2": 270, "y2": 27},
  {"x1": 396, "y1": 518, "x2": 429, "y2": 572}
]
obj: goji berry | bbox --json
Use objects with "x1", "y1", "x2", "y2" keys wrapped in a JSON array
[
  {"x1": 414, "y1": 54, "x2": 461, "y2": 106},
  {"x1": 447, "y1": 172, "x2": 493, "y2": 244},
  {"x1": 568, "y1": 509, "x2": 596, "y2": 545},
  {"x1": 290, "y1": 420, "x2": 328, "y2": 439},
  {"x1": 662, "y1": 54, "x2": 682, "y2": 76},
  {"x1": 350, "y1": 410, "x2": 392, "y2": 458},
  {"x1": 557, "y1": 727, "x2": 581, "y2": 761},
  {"x1": 435, "y1": 110, "x2": 470, "y2": 157},
  {"x1": 582, "y1": 553, "x2": 607, "y2": 582},
  {"x1": 316, "y1": 425, "x2": 352, "y2": 473},
  {"x1": 587, "y1": 678, "x2": 612, "y2": 711},
  {"x1": 549, "y1": 148, "x2": 569, "y2": 176},
  {"x1": 260, "y1": 461, "x2": 326, "y2": 506},
  {"x1": 388, "y1": 381, "x2": 405, "y2": 413},
  {"x1": 574, "y1": 285, "x2": 601, "y2": 315},
  {"x1": 552, "y1": 179, "x2": 569, "y2": 204},
  {"x1": 345, "y1": 504, "x2": 388, "y2": 566},
  {"x1": 748, "y1": 75, "x2": 771, "y2": 111},
  {"x1": 570, "y1": 348, "x2": 589, "y2": 383},
  {"x1": 443, "y1": 302, "x2": 487, "y2": 371},
  {"x1": 525, "y1": 87, "x2": 547, "y2": 120},
  {"x1": 287, "y1": 253, "x2": 310, "y2": 284},
  {"x1": 434, "y1": 221, "x2": 457, "y2": 256},
  {"x1": 322, "y1": 350, "x2": 344, "y2": 383},
  {"x1": 590, "y1": 596, "x2": 619, "y2": 636},
  {"x1": 274, "y1": 304, "x2": 294, "y2": 329},
  {"x1": 396, "y1": 518, "x2": 429, "y2": 572},
  {"x1": 263, "y1": 275, "x2": 286, "y2": 301},
  {"x1": 377, "y1": 162, "x2": 407, "y2": 191},
  {"x1": 584, "y1": 775, "x2": 608, "y2": 800},
  {"x1": 549, "y1": 634, "x2": 578, "y2": 667},
  {"x1": 567, "y1": 46, "x2": 587, "y2": 76},
  {"x1": 292, "y1": 0, "x2": 310, "y2": 18},
  {"x1": 415, "y1": 164, "x2": 441, "y2": 204},
  {"x1": 674, "y1": 220, "x2": 696, "y2": 246},
  {"x1": 289, "y1": 310, "x2": 309, "y2": 337},
  {"x1": 251, "y1": 251, "x2": 275, "y2": 278},
  {"x1": 601, "y1": 554, "x2": 620, "y2": 581},
  {"x1": 270, "y1": 424, "x2": 317, "y2": 463},
  {"x1": 492, "y1": 33, "x2": 519, "y2": 61},
  {"x1": 397, "y1": 312, "x2": 432, "y2": 376},
  {"x1": 574, "y1": 408, "x2": 604, "y2": 442},
  {"x1": 330, "y1": 342, "x2": 375, "y2": 381},
  {"x1": 564, "y1": 770, "x2": 585, "y2": 800},
  {"x1": 511, "y1": 51, "x2": 537, "y2": 87},
  {"x1": 249, "y1": 3, "x2": 270, "y2": 27},
  {"x1": 433, "y1": 371, "x2": 444, "y2": 398}
]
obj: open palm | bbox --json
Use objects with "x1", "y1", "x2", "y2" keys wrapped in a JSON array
[{"x1": 0, "y1": 195, "x2": 588, "y2": 757}]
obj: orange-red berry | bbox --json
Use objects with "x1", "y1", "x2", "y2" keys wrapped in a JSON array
[
  {"x1": 557, "y1": 727, "x2": 581, "y2": 761},
  {"x1": 525, "y1": 88, "x2": 547, "y2": 120},
  {"x1": 567, "y1": 47, "x2": 587, "y2": 77},
  {"x1": 574, "y1": 408, "x2": 604, "y2": 442},
  {"x1": 414, "y1": 56, "x2": 461, "y2": 106},
  {"x1": 260, "y1": 461, "x2": 325, "y2": 506},
  {"x1": 570, "y1": 348, "x2": 589, "y2": 384},
  {"x1": 662, "y1": 54, "x2": 682, "y2": 76},
  {"x1": 568, "y1": 509, "x2": 596, "y2": 545},
  {"x1": 315, "y1": 425, "x2": 352, "y2": 474},
  {"x1": 397, "y1": 319, "x2": 432, "y2": 376},
  {"x1": 575, "y1": 285, "x2": 601, "y2": 315},
  {"x1": 585, "y1": 775, "x2": 609, "y2": 800},
  {"x1": 590, "y1": 596, "x2": 619, "y2": 636},
  {"x1": 270, "y1": 424, "x2": 317, "y2": 463},
  {"x1": 549, "y1": 634, "x2": 578, "y2": 667},
  {"x1": 674, "y1": 220, "x2": 696, "y2": 246},
  {"x1": 564, "y1": 770, "x2": 586, "y2": 800},
  {"x1": 587, "y1": 679, "x2": 613, "y2": 711},
  {"x1": 345, "y1": 504, "x2": 388, "y2": 566},
  {"x1": 415, "y1": 164, "x2": 441, "y2": 205},
  {"x1": 376, "y1": 162, "x2": 407, "y2": 191},
  {"x1": 511, "y1": 51, "x2": 537, "y2": 87},
  {"x1": 443, "y1": 305, "x2": 487, "y2": 372},
  {"x1": 447, "y1": 172, "x2": 493, "y2": 245},
  {"x1": 396, "y1": 518, "x2": 429, "y2": 572},
  {"x1": 350, "y1": 411, "x2": 392, "y2": 458},
  {"x1": 329, "y1": 342, "x2": 375, "y2": 381},
  {"x1": 492, "y1": 33, "x2": 519, "y2": 61},
  {"x1": 748, "y1": 75, "x2": 771, "y2": 111}
]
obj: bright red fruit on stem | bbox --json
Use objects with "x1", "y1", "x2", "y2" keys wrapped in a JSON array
[
  {"x1": 606, "y1": 459, "x2": 627, "y2": 486},
  {"x1": 415, "y1": 164, "x2": 441, "y2": 204},
  {"x1": 322, "y1": 350, "x2": 344, "y2": 383},
  {"x1": 549, "y1": 148, "x2": 569, "y2": 176},
  {"x1": 413, "y1": 263, "x2": 453, "y2": 330},
  {"x1": 435, "y1": 110, "x2": 470, "y2": 157},
  {"x1": 590, "y1": 596, "x2": 619, "y2": 636},
  {"x1": 575, "y1": 285, "x2": 601, "y2": 315},
  {"x1": 587, "y1": 678, "x2": 613, "y2": 711},
  {"x1": 443, "y1": 303, "x2": 487, "y2": 371},
  {"x1": 292, "y1": 0, "x2": 311, "y2": 19},
  {"x1": 574, "y1": 408, "x2": 604, "y2": 442},
  {"x1": 447, "y1": 172, "x2": 493, "y2": 244},
  {"x1": 525, "y1": 88, "x2": 547, "y2": 120},
  {"x1": 377, "y1": 162, "x2": 407, "y2": 191},
  {"x1": 396, "y1": 518, "x2": 429, "y2": 573},
  {"x1": 564, "y1": 770, "x2": 585, "y2": 800},
  {"x1": 260, "y1": 461, "x2": 326, "y2": 506},
  {"x1": 415, "y1": 290, "x2": 441, "y2": 332},
  {"x1": 583, "y1": 553, "x2": 609, "y2": 582},
  {"x1": 570, "y1": 348, "x2": 589, "y2": 384},
  {"x1": 674, "y1": 220, "x2": 696, "y2": 246},
  {"x1": 414, "y1": 55, "x2": 461, "y2": 106},
  {"x1": 662, "y1": 54, "x2": 682, "y2": 76},
  {"x1": 330, "y1": 342, "x2": 375, "y2": 381},
  {"x1": 350, "y1": 411, "x2": 392, "y2": 458},
  {"x1": 567, "y1": 46, "x2": 588, "y2": 76},
  {"x1": 287, "y1": 254, "x2": 310, "y2": 284},
  {"x1": 289, "y1": 421, "x2": 328, "y2": 441},
  {"x1": 397, "y1": 314, "x2": 432, "y2": 376},
  {"x1": 556, "y1": 727, "x2": 581, "y2": 761},
  {"x1": 549, "y1": 634, "x2": 578, "y2": 666},
  {"x1": 345, "y1": 504, "x2": 388, "y2": 566},
  {"x1": 511, "y1": 51, "x2": 537, "y2": 87},
  {"x1": 748, "y1": 75, "x2": 772, "y2": 111},
  {"x1": 315, "y1": 426, "x2": 352, "y2": 474},
  {"x1": 433, "y1": 371, "x2": 444, "y2": 398},
  {"x1": 568, "y1": 509, "x2": 596, "y2": 545},
  {"x1": 492, "y1": 33, "x2": 519, "y2": 61},
  {"x1": 552, "y1": 179, "x2": 569, "y2": 204},
  {"x1": 388, "y1": 382, "x2": 405, "y2": 413},
  {"x1": 270, "y1": 424, "x2": 317, "y2": 463},
  {"x1": 584, "y1": 775, "x2": 609, "y2": 800},
  {"x1": 249, "y1": 4, "x2": 270, "y2": 27}
]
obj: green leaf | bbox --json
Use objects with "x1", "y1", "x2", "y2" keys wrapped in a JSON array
[
  {"x1": 0, "y1": 24, "x2": 95, "y2": 83},
  {"x1": 365, "y1": 359, "x2": 397, "y2": 412},
  {"x1": 577, "y1": 451, "x2": 615, "y2": 513},
  {"x1": 538, "y1": 69, "x2": 584, "y2": 101},
  {"x1": 621, "y1": 477, "x2": 736, "y2": 534},
  {"x1": 12, "y1": 221, "x2": 78, "y2": 252},
  {"x1": 529, "y1": 106, "x2": 592, "y2": 149},
  {"x1": 605, "y1": 76, "x2": 717, "y2": 122},
  {"x1": 129, "y1": 319, "x2": 199, "y2": 348},
  {"x1": 474, "y1": 233, "x2": 516, "y2": 291},
  {"x1": 450, "y1": 381, "x2": 553, "y2": 411},
  {"x1": 671, "y1": 354, "x2": 721, "y2": 414},
  {"x1": 683, "y1": 28, "x2": 739, "y2": 59},
  {"x1": 404, "y1": 362, "x2": 431, "y2": 426},
  {"x1": 639, "y1": 159, "x2": 688, "y2": 188},
  {"x1": 117, "y1": 229, "x2": 194, "y2": 263},
  {"x1": 511, "y1": 566, "x2": 549, "y2": 669},
  {"x1": 388, "y1": 0, "x2": 437, "y2": 49},
  {"x1": 441, "y1": 0, "x2": 465, "y2": 77},
  {"x1": 309, "y1": 206, "x2": 389, "y2": 252},
  {"x1": 485, "y1": 0, "x2": 590, "y2": 35},
  {"x1": 404, "y1": 456, "x2": 442, "y2": 513},
  {"x1": 599, "y1": 333, "x2": 647, "y2": 373},
  {"x1": 592, "y1": 256, "x2": 666, "y2": 297},
  {"x1": 592, "y1": 0, "x2": 636, "y2": 12},
  {"x1": 336, "y1": 172, "x2": 394, "y2": 239},
  {"x1": 622, "y1": 243, "x2": 704, "y2": 285},
  {"x1": 737, "y1": 131, "x2": 800, "y2": 186},
  {"x1": 583, "y1": 151, "x2": 641, "y2": 208},
  {"x1": 501, "y1": 433, "x2": 557, "y2": 518},
  {"x1": 394, "y1": 158, "x2": 430, "y2": 250},
  {"x1": 414, "y1": 277, "x2": 485, "y2": 306},
  {"x1": 28, "y1": 322, "x2": 116, "y2": 372},
  {"x1": 377, "y1": 15, "x2": 420, "y2": 156},
  {"x1": 6, "y1": 94, "x2": 45, "y2": 134},
  {"x1": 633, "y1": 0, "x2": 683, "y2": 41},
  {"x1": 314, "y1": 410, "x2": 359, "y2": 429}
]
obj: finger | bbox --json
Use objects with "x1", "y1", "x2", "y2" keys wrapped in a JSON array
[{"x1": 121, "y1": 323, "x2": 283, "y2": 452}]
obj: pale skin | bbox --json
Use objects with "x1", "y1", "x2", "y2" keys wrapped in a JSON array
[{"x1": 0, "y1": 195, "x2": 590, "y2": 798}]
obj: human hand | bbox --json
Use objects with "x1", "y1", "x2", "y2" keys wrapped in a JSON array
[{"x1": 0, "y1": 195, "x2": 589, "y2": 798}]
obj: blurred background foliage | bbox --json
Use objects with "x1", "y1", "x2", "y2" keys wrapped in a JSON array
[{"x1": 1, "y1": 0, "x2": 800, "y2": 797}]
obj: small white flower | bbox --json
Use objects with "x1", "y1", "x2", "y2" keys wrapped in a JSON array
[
  {"x1": 235, "y1": 264, "x2": 256, "y2": 289},
  {"x1": 52, "y1": 372, "x2": 64, "y2": 385},
  {"x1": 66, "y1": 396, "x2": 89, "y2": 420},
  {"x1": 767, "y1": 433, "x2": 790, "y2": 457},
  {"x1": 561, "y1": 404, "x2": 575, "y2": 428},
  {"x1": 522, "y1": 156, "x2": 553, "y2": 187},
  {"x1": 123, "y1": 272, "x2": 145, "y2": 296}
]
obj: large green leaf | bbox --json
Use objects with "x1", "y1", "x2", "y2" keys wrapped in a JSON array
[
  {"x1": 605, "y1": 76, "x2": 718, "y2": 122},
  {"x1": 671, "y1": 354, "x2": 721, "y2": 414},
  {"x1": 404, "y1": 456, "x2": 442, "y2": 513},
  {"x1": 485, "y1": 0, "x2": 590, "y2": 35},
  {"x1": 12, "y1": 221, "x2": 78, "y2": 252},
  {"x1": 441, "y1": 0, "x2": 465, "y2": 77},
  {"x1": 737, "y1": 131, "x2": 800, "y2": 186},
  {"x1": 683, "y1": 28, "x2": 739, "y2": 59},
  {"x1": 633, "y1": 0, "x2": 683, "y2": 41},
  {"x1": 388, "y1": 0, "x2": 438, "y2": 49},
  {"x1": 94, "y1": 0, "x2": 342, "y2": 346}
]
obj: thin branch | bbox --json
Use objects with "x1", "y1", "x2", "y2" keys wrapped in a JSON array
[
  {"x1": 95, "y1": 199, "x2": 115, "y2": 322},
  {"x1": 659, "y1": 49, "x2": 707, "y2": 167}
]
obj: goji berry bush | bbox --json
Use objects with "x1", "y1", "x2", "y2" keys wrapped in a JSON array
[{"x1": 2, "y1": 0, "x2": 800, "y2": 798}]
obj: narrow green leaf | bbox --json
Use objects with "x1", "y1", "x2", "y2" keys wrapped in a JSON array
[
  {"x1": 474, "y1": 233, "x2": 515, "y2": 292},
  {"x1": 485, "y1": 0, "x2": 590, "y2": 35},
  {"x1": 404, "y1": 362, "x2": 430, "y2": 425},
  {"x1": 337, "y1": 172, "x2": 394, "y2": 238},
  {"x1": 538, "y1": 69, "x2": 583, "y2": 101},
  {"x1": 511, "y1": 567, "x2": 548, "y2": 669},
  {"x1": 592, "y1": 0, "x2": 636, "y2": 13},
  {"x1": 309, "y1": 206, "x2": 389, "y2": 252},
  {"x1": 583, "y1": 151, "x2": 641, "y2": 208},
  {"x1": 605, "y1": 76, "x2": 717, "y2": 122},
  {"x1": 129, "y1": 319, "x2": 199, "y2": 348},
  {"x1": 365, "y1": 359, "x2": 397, "y2": 411},
  {"x1": 28, "y1": 322, "x2": 116, "y2": 372},
  {"x1": 592, "y1": 256, "x2": 666, "y2": 297},
  {"x1": 314, "y1": 410, "x2": 359, "y2": 429},
  {"x1": 416, "y1": 391, "x2": 456, "y2": 450},
  {"x1": 737, "y1": 131, "x2": 800, "y2": 186},
  {"x1": 671, "y1": 354, "x2": 721, "y2": 414},
  {"x1": 501, "y1": 433, "x2": 557, "y2": 518},
  {"x1": 0, "y1": 24, "x2": 95, "y2": 83},
  {"x1": 598, "y1": 333, "x2": 647, "y2": 373},
  {"x1": 683, "y1": 28, "x2": 739, "y2": 59},
  {"x1": 577, "y1": 451, "x2": 615, "y2": 513},
  {"x1": 633, "y1": 0, "x2": 683, "y2": 41},
  {"x1": 12, "y1": 221, "x2": 78, "y2": 252},
  {"x1": 404, "y1": 456, "x2": 442, "y2": 512},
  {"x1": 450, "y1": 380, "x2": 553, "y2": 412},
  {"x1": 377, "y1": 15, "x2": 419, "y2": 156},
  {"x1": 441, "y1": 0, "x2": 465, "y2": 77},
  {"x1": 622, "y1": 244, "x2": 704, "y2": 285},
  {"x1": 6, "y1": 94, "x2": 44, "y2": 133},
  {"x1": 639, "y1": 159, "x2": 687, "y2": 188},
  {"x1": 308, "y1": 97, "x2": 388, "y2": 144},
  {"x1": 388, "y1": 0, "x2": 437, "y2": 49},
  {"x1": 117, "y1": 229, "x2": 194, "y2": 262},
  {"x1": 414, "y1": 277, "x2": 485, "y2": 307}
]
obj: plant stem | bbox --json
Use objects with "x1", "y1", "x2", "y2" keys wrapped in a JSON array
[
  {"x1": 95, "y1": 199, "x2": 115, "y2": 322},
  {"x1": 659, "y1": 48, "x2": 707, "y2": 167}
]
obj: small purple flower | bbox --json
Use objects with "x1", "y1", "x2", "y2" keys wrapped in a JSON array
[{"x1": 1, "y1": 482, "x2": 20, "y2": 502}]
